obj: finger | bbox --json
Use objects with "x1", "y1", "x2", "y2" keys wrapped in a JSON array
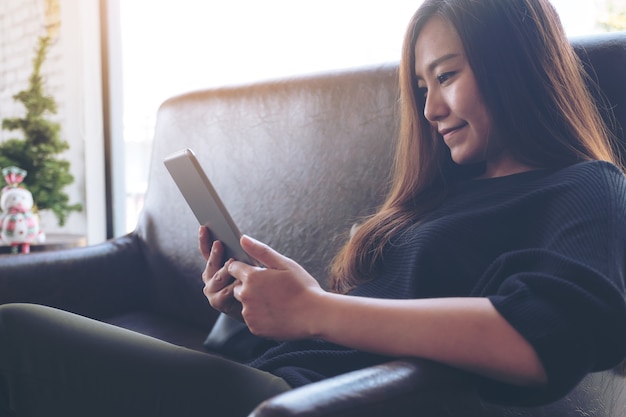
[
  {"x1": 204, "y1": 270, "x2": 236, "y2": 297},
  {"x1": 205, "y1": 258, "x2": 235, "y2": 290},
  {"x1": 227, "y1": 259, "x2": 257, "y2": 285},
  {"x1": 202, "y1": 241, "x2": 225, "y2": 285},
  {"x1": 240, "y1": 235, "x2": 291, "y2": 270},
  {"x1": 205, "y1": 278, "x2": 240, "y2": 314},
  {"x1": 198, "y1": 226, "x2": 213, "y2": 260},
  {"x1": 233, "y1": 280, "x2": 243, "y2": 302}
]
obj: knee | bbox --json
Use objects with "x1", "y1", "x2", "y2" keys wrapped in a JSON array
[
  {"x1": 0, "y1": 303, "x2": 24, "y2": 331},
  {"x1": 0, "y1": 303, "x2": 43, "y2": 335}
]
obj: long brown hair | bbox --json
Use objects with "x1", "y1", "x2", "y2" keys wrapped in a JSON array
[{"x1": 329, "y1": 0, "x2": 621, "y2": 294}]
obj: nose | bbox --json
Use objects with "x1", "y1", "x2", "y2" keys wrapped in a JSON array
[{"x1": 423, "y1": 87, "x2": 448, "y2": 123}]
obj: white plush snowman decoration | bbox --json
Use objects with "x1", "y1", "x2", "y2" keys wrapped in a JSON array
[{"x1": 0, "y1": 166, "x2": 42, "y2": 254}]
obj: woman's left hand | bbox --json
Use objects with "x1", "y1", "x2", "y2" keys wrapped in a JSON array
[{"x1": 227, "y1": 235, "x2": 326, "y2": 340}]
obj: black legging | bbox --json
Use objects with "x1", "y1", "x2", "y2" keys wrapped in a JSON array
[{"x1": 0, "y1": 303, "x2": 291, "y2": 417}]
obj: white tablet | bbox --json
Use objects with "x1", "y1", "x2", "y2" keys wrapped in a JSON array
[{"x1": 164, "y1": 148, "x2": 256, "y2": 265}]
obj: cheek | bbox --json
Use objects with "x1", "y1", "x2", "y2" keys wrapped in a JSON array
[
  {"x1": 472, "y1": 108, "x2": 492, "y2": 133},
  {"x1": 470, "y1": 86, "x2": 490, "y2": 119},
  {"x1": 463, "y1": 90, "x2": 493, "y2": 138}
]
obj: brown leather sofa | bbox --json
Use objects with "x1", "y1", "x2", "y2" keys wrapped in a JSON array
[{"x1": 1, "y1": 32, "x2": 625, "y2": 416}]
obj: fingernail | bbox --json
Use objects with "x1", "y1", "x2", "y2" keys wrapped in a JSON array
[
  {"x1": 225, "y1": 258, "x2": 234, "y2": 270},
  {"x1": 242, "y1": 234, "x2": 259, "y2": 243}
]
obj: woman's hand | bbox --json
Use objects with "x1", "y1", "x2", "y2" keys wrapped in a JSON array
[
  {"x1": 198, "y1": 226, "x2": 243, "y2": 321},
  {"x1": 199, "y1": 228, "x2": 546, "y2": 386},
  {"x1": 227, "y1": 235, "x2": 326, "y2": 340}
]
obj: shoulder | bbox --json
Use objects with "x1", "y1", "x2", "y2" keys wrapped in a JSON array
[
  {"x1": 541, "y1": 160, "x2": 626, "y2": 220},
  {"x1": 552, "y1": 160, "x2": 625, "y2": 183},
  {"x1": 544, "y1": 160, "x2": 626, "y2": 196}
]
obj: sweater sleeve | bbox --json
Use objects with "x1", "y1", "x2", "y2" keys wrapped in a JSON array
[{"x1": 479, "y1": 162, "x2": 626, "y2": 405}]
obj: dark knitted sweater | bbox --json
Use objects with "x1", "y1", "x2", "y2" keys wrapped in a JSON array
[{"x1": 248, "y1": 160, "x2": 626, "y2": 405}]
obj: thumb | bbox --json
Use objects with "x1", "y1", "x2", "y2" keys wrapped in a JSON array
[{"x1": 240, "y1": 235, "x2": 290, "y2": 270}]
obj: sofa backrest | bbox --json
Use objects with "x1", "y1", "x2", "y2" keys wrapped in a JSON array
[
  {"x1": 138, "y1": 64, "x2": 400, "y2": 328},
  {"x1": 572, "y1": 32, "x2": 626, "y2": 153},
  {"x1": 136, "y1": 32, "x2": 626, "y2": 331}
]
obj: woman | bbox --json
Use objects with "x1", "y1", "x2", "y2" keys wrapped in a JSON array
[
  {"x1": 204, "y1": 0, "x2": 626, "y2": 406},
  {"x1": 1, "y1": 0, "x2": 625, "y2": 415}
]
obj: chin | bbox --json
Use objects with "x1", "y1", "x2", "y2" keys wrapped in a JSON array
[{"x1": 450, "y1": 153, "x2": 485, "y2": 166}]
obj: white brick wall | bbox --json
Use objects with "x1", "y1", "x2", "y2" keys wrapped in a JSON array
[
  {"x1": 0, "y1": 0, "x2": 64, "y2": 143},
  {"x1": 0, "y1": 0, "x2": 107, "y2": 242}
]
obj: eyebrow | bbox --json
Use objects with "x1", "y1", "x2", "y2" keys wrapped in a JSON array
[{"x1": 415, "y1": 53, "x2": 462, "y2": 79}]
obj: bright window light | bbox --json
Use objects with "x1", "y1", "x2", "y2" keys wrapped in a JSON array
[{"x1": 119, "y1": 0, "x2": 621, "y2": 232}]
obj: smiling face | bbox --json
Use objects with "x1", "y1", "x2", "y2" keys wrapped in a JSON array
[{"x1": 414, "y1": 16, "x2": 528, "y2": 178}]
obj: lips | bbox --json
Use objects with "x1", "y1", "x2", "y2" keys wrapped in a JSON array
[{"x1": 439, "y1": 123, "x2": 467, "y2": 141}]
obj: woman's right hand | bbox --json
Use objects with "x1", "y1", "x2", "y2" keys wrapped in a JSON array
[{"x1": 198, "y1": 226, "x2": 244, "y2": 321}]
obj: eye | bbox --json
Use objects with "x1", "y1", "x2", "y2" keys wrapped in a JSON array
[{"x1": 437, "y1": 72, "x2": 455, "y2": 84}]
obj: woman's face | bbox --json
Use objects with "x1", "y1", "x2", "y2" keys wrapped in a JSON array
[{"x1": 414, "y1": 17, "x2": 525, "y2": 178}]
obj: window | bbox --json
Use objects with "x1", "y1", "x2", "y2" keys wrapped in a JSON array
[{"x1": 115, "y1": 0, "x2": 626, "y2": 234}]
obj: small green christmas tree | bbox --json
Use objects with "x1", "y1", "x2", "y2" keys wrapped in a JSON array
[{"x1": 0, "y1": 35, "x2": 82, "y2": 226}]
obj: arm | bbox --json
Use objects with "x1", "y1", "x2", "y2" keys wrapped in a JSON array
[
  {"x1": 313, "y1": 294, "x2": 546, "y2": 387},
  {"x1": 222, "y1": 235, "x2": 547, "y2": 388}
]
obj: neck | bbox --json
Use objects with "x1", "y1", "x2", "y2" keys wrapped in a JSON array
[{"x1": 478, "y1": 153, "x2": 537, "y2": 179}]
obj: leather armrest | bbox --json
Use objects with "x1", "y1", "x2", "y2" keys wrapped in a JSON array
[
  {"x1": 250, "y1": 359, "x2": 481, "y2": 417},
  {"x1": 0, "y1": 233, "x2": 150, "y2": 319}
]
